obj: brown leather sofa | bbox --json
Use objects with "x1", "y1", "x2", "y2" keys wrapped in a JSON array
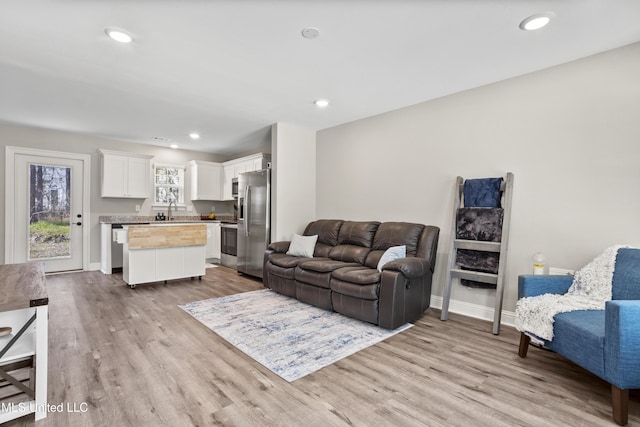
[{"x1": 263, "y1": 219, "x2": 440, "y2": 329}]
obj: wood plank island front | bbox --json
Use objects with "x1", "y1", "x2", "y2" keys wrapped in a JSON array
[{"x1": 121, "y1": 223, "x2": 207, "y2": 288}]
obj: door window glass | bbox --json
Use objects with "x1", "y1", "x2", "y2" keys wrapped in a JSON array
[{"x1": 28, "y1": 164, "x2": 71, "y2": 259}]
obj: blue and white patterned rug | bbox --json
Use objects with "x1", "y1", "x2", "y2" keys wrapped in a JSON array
[{"x1": 179, "y1": 289, "x2": 412, "y2": 382}]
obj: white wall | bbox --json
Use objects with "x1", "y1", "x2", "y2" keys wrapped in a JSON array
[
  {"x1": 316, "y1": 42, "x2": 640, "y2": 314},
  {"x1": 271, "y1": 122, "x2": 316, "y2": 242}
]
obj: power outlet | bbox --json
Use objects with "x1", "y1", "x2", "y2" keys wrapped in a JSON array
[
  {"x1": 187, "y1": 205, "x2": 193, "y2": 212},
  {"x1": 135, "y1": 205, "x2": 141, "y2": 212}
]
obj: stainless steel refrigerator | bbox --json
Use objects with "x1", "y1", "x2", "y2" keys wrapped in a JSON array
[{"x1": 237, "y1": 168, "x2": 270, "y2": 278}]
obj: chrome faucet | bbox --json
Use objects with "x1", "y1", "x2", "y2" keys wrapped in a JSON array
[{"x1": 167, "y1": 199, "x2": 176, "y2": 221}]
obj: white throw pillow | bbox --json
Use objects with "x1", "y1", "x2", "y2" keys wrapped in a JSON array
[
  {"x1": 377, "y1": 245, "x2": 406, "y2": 271},
  {"x1": 286, "y1": 234, "x2": 318, "y2": 258}
]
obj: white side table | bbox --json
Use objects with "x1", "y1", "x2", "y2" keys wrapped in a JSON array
[{"x1": 0, "y1": 262, "x2": 48, "y2": 423}]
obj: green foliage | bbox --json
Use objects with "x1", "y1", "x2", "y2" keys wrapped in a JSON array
[{"x1": 30, "y1": 221, "x2": 70, "y2": 239}]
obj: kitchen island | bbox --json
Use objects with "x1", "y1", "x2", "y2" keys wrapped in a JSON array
[
  {"x1": 100, "y1": 215, "x2": 232, "y2": 275},
  {"x1": 121, "y1": 223, "x2": 207, "y2": 288}
]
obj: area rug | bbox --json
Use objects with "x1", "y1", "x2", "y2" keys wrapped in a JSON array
[{"x1": 179, "y1": 289, "x2": 411, "y2": 382}]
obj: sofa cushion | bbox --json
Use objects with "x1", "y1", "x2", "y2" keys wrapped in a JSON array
[
  {"x1": 297, "y1": 258, "x2": 359, "y2": 274},
  {"x1": 372, "y1": 222, "x2": 424, "y2": 256},
  {"x1": 332, "y1": 266, "x2": 381, "y2": 285},
  {"x1": 364, "y1": 250, "x2": 385, "y2": 269},
  {"x1": 331, "y1": 278, "x2": 379, "y2": 301},
  {"x1": 304, "y1": 219, "x2": 344, "y2": 246},
  {"x1": 267, "y1": 241, "x2": 291, "y2": 253},
  {"x1": 549, "y1": 310, "x2": 605, "y2": 378},
  {"x1": 267, "y1": 273, "x2": 297, "y2": 297},
  {"x1": 266, "y1": 261, "x2": 297, "y2": 280},
  {"x1": 313, "y1": 242, "x2": 334, "y2": 258},
  {"x1": 286, "y1": 233, "x2": 318, "y2": 257},
  {"x1": 329, "y1": 244, "x2": 371, "y2": 264},
  {"x1": 296, "y1": 282, "x2": 332, "y2": 309},
  {"x1": 612, "y1": 248, "x2": 640, "y2": 300},
  {"x1": 338, "y1": 221, "x2": 380, "y2": 247},
  {"x1": 269, "y1": 253, "x2": 314, "y2": 269},
  {"x1": 295, "y1": 268, "x2": 332, "y2": 289},
  {"x1": 332, "y1": 293, "x2": 379, "y2": 324}
]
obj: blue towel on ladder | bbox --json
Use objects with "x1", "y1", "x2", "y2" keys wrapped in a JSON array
[
  {"x1": 459, "y1": 176, "x2": 503, "y2": 288},
  {"x1": 463, "y1": 177, "x2": 503, "y2": 208}
]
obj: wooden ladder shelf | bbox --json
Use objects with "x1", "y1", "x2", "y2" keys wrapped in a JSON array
[{"x1": 440, "y1": 172, "x2": 514, "y2": 335}]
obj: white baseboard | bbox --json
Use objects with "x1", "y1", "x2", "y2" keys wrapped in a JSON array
[{"x1": 430, "y1": 295, "x2": 515, "y2": 328}]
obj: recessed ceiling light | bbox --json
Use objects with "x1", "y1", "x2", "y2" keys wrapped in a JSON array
[
  {"x1": 105, "y1": 27, "x2": 133, "y2": 43},
  {"x1": 314, "y1": 99, "x2": 329, "y2": 108},
  {"x1": 170, "y1": 144, "x2": 179, "y2": 149},
  {"x1": 301, "y1": 27, "x2": 320, "y2": 39},
  {"x1": 189, "y1": 132, "x2": 200, "y2": 140},
  {"x1": 519, "y1": 13, "x2": 553, "y2": 31}
]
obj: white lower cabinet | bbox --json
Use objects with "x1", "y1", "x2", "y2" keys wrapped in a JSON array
[
  {"x1": 206, "y1": 223, "x2": 221, "y2": 260},
  {"x1": 123, "y1": 245, "x2": 205, "y2": 287},
  {"x1": 156, "y1": 247, "x2": 184, "y2": 280},
  {"x1": 123, "y1": 248, "x2": 156, "y2": 285},
  {"x1": 185, "y1": 246, "x2": 206, "y2": 273}
]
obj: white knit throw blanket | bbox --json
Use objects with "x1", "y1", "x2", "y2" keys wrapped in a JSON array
[{"x1": 515, "y1": 245, "x2": 626, "y2": 341}]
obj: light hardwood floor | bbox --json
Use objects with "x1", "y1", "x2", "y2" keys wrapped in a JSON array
[{"x1": 4, "y1": 266, "x2": 638, "y2": 426}]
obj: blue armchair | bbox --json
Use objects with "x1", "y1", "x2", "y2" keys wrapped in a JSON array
[{"x1": 517, "y1": 249, "x2": 640, "y2": 426}]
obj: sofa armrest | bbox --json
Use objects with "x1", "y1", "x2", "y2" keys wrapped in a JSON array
[
  {"x1": 267, "y1": 241, "x2": 291, "y2": 253},
  {"x1": 383, "y1": 257, "x2": 430, "y2": 279},
  {"x1": 605, "y1": 300, "x2": 640, "y2": 389},
  {"x1": 378, "y1": 267, "x2": 433, "y2": 329},
  {"x1": 518, "y1": 275, "x2": 573, "y2": 299}
]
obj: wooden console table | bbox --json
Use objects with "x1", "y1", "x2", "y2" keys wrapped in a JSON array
[{"x1": 0, "y1": 262, "x2": 48, "y2": 423}]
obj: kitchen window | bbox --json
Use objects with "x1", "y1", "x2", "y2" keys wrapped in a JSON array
[{"x1": 154, "y1": 164, "x2": 185, "y2": 205}]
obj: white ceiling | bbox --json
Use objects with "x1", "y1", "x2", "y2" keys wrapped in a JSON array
[{"x1": 1, "y1": 1, "x2": 640, "y2": 156}]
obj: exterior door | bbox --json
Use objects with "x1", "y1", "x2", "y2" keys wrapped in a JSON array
[{"x1": 6, "y1": 149, "x2": 87, "y2": 272}]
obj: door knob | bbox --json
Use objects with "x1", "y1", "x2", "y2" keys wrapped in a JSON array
[{"x1": 76, "y1": 222, "x2": 82, "y2": 226}]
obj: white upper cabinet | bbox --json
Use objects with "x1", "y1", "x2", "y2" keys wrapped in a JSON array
[
  {"x1": 222, "y1": 164, "x2": 235, "y2": 201},
  {"x1": 189, "y1": 160, "x2": 223, "y2": 201},
  {"x1": 252, "y1": 156, "x2": 266, "y2": 171},
  {"x1": 235, "y1": 161, "x2": 250, "y2": 176},
  {"x1": 127, "y1": 156, "x2": 151, "y2": 197},
  {"x1": 219, "y1": 153, "x2": 271, "y2": 201},
  {"x1": 99, "y1": 149, "x2": 153, "y2": 198},
  {"x1": 192, "y1": 153, "x2": 271, "y2": 201}
]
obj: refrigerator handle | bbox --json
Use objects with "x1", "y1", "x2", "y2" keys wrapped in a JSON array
[{"x1": 245, "y1": 185, "x2": 251, "y2": 237}]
